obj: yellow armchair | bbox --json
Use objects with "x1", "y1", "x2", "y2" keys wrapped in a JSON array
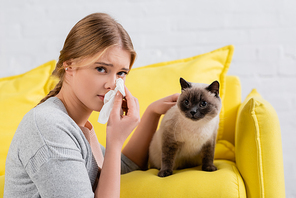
[
  {"x1": 0, "y1": 46, "x2": 285, "y2": 197},
  {"x1": 119, "y1": 76, "x2": 285, "y2": 198}
]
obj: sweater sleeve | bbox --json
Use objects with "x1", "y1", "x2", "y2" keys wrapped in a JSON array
[
  {"x1": 25, "y1": 144, "x2": 95, "y2": 198},
  {"x1": 5, "y1": 99, "x2": 99, "y2": 198},
  {"x1": 23, "y1": 102, "x2": 98, "y2": 198}
]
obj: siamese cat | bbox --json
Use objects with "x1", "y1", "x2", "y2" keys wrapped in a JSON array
[{"x1": 149, "y1": 78, "x2": 221, "y2": 177}]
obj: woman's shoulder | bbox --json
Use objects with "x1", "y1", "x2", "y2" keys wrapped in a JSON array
[
  {"x1": 34, "y1": 97, "x2": 69, "y2": 119},
  {"x1": 33, "y1": 97, "x2": 84, "y2": 141},
  {"x1": 32, "y1": 97, "x2": 78, "y2": 129},
  {"x1": 8, "y1": 97, "x2": 89, "y2": 172},
  {"x1": 16, "y1": 97, "x2": 85, "y2": 150}
]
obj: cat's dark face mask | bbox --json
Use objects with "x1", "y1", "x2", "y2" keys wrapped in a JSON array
[
  {"x1": 177, "y1": 78, "x2": 221, "y2": 121},
  {"x1": 179, "y1": 94, "x2": 211, "y2": 121}
]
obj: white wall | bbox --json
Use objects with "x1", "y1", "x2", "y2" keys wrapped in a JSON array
[{"x1": 1, "y1": 0, "x2": 295, "y2": 197}]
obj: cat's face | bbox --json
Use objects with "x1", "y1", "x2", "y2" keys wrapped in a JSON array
[{"x1": 177, "y1": 78, "x2": 221, "y2": 121}]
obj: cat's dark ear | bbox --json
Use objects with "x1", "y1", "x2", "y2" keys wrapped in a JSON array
[
  {"x1": 206, "y1": 81, "x2": 220, "y2": 97},
  {"x1": 180, "y1": 78, "x2": 192, "y2": 91}
]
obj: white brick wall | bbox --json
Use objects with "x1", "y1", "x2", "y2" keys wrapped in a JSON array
[{"x1": 1, "y1": 0, "x2": 296, "y2": 197}]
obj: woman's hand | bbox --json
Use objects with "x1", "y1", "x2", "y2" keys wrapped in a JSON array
[
  {"x1": 148, "y1": 93, "x2": 180, "y2": 116},
  {"x1": 106, "y1": 86, "x2": 140, "y2": 148}
]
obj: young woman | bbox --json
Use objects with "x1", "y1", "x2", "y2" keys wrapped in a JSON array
[{"x1": 4, "y1": 13, "x2": 179, "y2": 197}]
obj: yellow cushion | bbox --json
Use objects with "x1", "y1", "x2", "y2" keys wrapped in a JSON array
[
  {"x1": 89, "y1": 45, "x2": 234, "y2": 147},
  {"x1": 235, "y1": 89, "x2": 286, "y2": 198},
  {"x1": 0, "y1": 60, "x2": 58, "y2": 176},
  {"x1": 120, "y1": 160, "x2": 246, "y2": 197}
]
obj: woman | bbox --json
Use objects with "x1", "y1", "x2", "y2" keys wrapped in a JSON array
[{"x1": 4, "y1": 13, "x2": 179, "y2": 197}]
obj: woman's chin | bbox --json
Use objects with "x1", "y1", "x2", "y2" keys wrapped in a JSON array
[{"x1": 92, "y1": 105, "x2": 103, "y2": 112}]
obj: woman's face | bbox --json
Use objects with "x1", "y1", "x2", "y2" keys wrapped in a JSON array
[{"x1": 68, "y1": 46, "x2": 131, "y2": 112}]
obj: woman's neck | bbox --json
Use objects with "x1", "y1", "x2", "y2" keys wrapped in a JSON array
[{"x1": 56, "y1": 86, "x2": 92, "y2": 127}]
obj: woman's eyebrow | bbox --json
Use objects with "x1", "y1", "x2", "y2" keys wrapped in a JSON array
[
  {"x1": 121, "y1": 67, "x2": 130, "y2": 72},
  {"x1": 95, "y1": 62, "x2": 113, "y2": 67}
]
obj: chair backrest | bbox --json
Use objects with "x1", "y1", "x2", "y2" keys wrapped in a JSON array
[{"x1": 220, "y1": 75, "x2": 241, "y2": 145}]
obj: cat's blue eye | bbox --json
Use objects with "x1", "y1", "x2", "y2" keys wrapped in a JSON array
[
  {"x1": 184, "y1": 100, "x2": 189, "y2": 106},
  {"x1": 200, "y1": 101, "x2": 207, "y2": 107},
  {"x1": 95, "y1": 67, "x2": 106, "y2": 73}
]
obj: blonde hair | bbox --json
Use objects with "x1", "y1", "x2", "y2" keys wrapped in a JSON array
[{"x1": 38, "y1": 13, "x2": 136, "y2": 105}]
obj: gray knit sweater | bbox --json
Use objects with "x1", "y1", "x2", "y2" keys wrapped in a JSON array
[{"x1": 4, "y1": 97, "x2": 139, "y2": 198}]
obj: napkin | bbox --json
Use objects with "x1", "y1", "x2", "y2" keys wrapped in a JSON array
[{"x1": 98, "y1": 78, "x2": 126, "y2": 124}]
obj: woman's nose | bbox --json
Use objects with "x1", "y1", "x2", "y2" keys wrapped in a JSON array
[{"x1": 105, "y1": 76, "x2": 117, "y2": 90}]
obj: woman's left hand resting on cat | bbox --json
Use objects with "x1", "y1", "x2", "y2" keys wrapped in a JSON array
[
  {"x1": 148, "y1": 93, "x2": 180, "y2": 116},
  {"x1": 122, "y1": 93, "x2": 180, "y2": 169}
]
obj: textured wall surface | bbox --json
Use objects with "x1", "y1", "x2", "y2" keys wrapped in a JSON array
[{"x1": 1, "y1": 0, "x2": 295, "y2": 197}]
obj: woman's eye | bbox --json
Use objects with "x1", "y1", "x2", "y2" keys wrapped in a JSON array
[
  {"x1": 200, "y1": 101, "x2": 207, "y2": 107},
  {"x1": 117, "y1": 71, "x2": 128, "y2": 77},
  {"x1": 96, "y1": 67, "x2": 106, "y2": 73}
]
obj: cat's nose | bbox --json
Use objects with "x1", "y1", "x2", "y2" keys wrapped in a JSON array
[{"x1": 190, "y1": 110, "x2": 197, "y2": 116}]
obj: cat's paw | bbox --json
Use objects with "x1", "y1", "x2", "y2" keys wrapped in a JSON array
[
  {"x1": 202, "y1": 164, "x2": 217, "y2": 172},
  {"x1": 158, "y1": 169, "x2": 173, "y2": 177}
]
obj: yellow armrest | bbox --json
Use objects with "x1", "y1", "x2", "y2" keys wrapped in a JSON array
[{"x1": 235, "y1": 89, "x2": 285, "y2": 198}]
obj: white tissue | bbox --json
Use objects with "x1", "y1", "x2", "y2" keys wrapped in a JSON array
[{"x1": 98, "y1": 78, "x2": 126, "y2": 124}]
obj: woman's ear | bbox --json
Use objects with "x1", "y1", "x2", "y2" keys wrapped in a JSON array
[{"x1": 63, "y1": 60, "x2": 74, "y2": 75}]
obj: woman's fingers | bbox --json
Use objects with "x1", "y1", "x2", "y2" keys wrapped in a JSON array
[
  {"x1": 108, "y1": 87, "x2": 140, "y2": 124},
  {"x1": 124, "y1": 86, "x2": 139, "y2": 118},
  {"x1": 170, "y1": 93, "x2": 180, "y2": 102}
]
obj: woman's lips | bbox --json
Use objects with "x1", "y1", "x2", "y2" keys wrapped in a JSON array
[{"x1": 98, "y1": 95, "x2": 105, "y2": 101}]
